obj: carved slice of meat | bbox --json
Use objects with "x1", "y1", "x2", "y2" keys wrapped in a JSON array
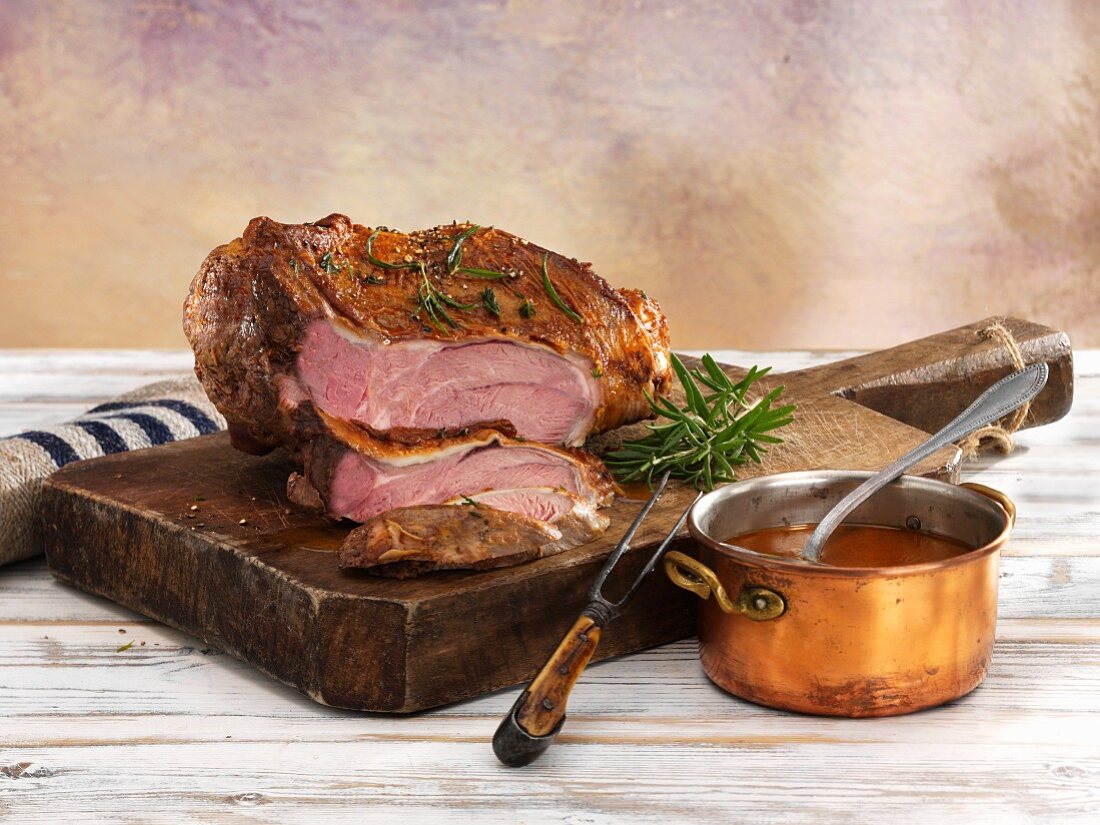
[
  {"x1": 303, "y1": 418, "x2": 614, "y2": 525},
  {"x1": 339, "y1": 496, "x2": 608, "y2": 578}
]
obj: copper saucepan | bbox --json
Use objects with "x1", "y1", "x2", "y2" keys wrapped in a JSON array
[{"x1": 665, "y1": 470, "x2": 1016, "y2": 717}]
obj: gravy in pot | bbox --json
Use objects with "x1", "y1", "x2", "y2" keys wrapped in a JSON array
[{"x1": 722, "y1": 524, "x2": 974, "y2": 568}]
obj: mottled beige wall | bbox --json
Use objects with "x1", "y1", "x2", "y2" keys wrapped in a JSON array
[{"x1": 1, "y1": 1, "x2": 1098, "y2": 350}]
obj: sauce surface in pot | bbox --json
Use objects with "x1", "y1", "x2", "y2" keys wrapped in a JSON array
[{"x1": 722, "y1": 524, "x2": 974, "y2": 568}]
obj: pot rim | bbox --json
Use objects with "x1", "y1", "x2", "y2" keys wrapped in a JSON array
[{"x1": 687, "y1": 470, "x2": 1014, "y2": 578}]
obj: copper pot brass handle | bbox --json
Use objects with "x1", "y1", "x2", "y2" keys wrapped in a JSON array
[
  {"x1": 664, "y1": 550, "x2": 735, "y2": 610},
  {"x1": 663, "y1": 551, "x2": 786, "y2": 621},
  {"x1": 959, "y1": 482, "x2": 1017, "y2": 527}
]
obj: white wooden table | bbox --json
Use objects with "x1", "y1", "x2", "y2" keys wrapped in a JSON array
[{"x1": 1, "y1": 350, "x2": 1098, "y2": 824}]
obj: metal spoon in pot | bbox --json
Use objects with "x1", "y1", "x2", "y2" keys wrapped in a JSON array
[{"x1": 800, "y1": 362, "x2": 1049, "y2": 563}]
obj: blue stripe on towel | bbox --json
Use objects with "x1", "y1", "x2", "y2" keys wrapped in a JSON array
[
  {"x1": 88, "y1": 400, "x2": 141, "y2": 413},
  {"x1": 75, "y1": 420, "x2": 129, "y2": 455},
  {"x1": 105, "y1": 413, "x2": 173, "y2": 446},
  {"x1": 149, "y1": 399, "x2": 219, "y2": 434},
  {"x1": 18, "y1": 431, "x2": 82, "y2": 467},
  {"x1": 89, "y1": 399, "x2": 219, "y2": 434}
]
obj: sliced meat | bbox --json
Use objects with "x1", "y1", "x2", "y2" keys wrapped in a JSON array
[
  {"x1": 292, "y1": 321, "x2": 599, "y2": 445},
  {"x1": 456, "y1": 488, "x2": 610, "y2": 553},
  {"x1": 304, "y1": 422, "x2": 614, "y2": 524},
  {"x1": 184, "y1": 214, "x2": 671, "y2": 451},
  {"x1": 339, "y1": 482, "x2": 611, "y2": 578},
  {"x1": 338, "y1": 503, "x2": 594, "y2": 578}
]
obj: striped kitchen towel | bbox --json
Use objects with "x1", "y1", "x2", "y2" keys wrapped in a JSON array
[{"x1": 0, "y1": 377, "x2": 226, "y2": 568}]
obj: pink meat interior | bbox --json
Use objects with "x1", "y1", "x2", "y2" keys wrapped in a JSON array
[
  {"x1": 467, "y1": 488, "x2": 577, "y2": 523},
  {"x1": 295, "y1": 319, "x2": 598, "y2": 445},
  {"x1": 318, "y1": 441, "x2": 593, "y2": 523}
]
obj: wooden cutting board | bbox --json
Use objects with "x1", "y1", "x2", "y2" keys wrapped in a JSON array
[{"x1": 40, "y1": 317, "x2": 1073, "y2": 712}]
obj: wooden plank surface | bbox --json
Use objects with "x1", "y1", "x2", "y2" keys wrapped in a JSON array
[{"x1": 2, "y1": 349, "x2": 1098, "y2": 823}]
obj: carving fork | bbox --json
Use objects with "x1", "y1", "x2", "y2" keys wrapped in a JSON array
[{"x1": 492, "y1": 472, "x2": 701, "y2": 767}]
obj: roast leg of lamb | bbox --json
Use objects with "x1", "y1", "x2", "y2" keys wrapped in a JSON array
[{"x1": 184, "y1": 214, "x2": 672, "y2": 575}]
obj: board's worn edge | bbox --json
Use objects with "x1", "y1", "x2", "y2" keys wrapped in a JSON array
[
  {"x1": 400, "y1": 534, "x2": 700, "y2": 710},
  {"x1": 808, "y1": 322, "x2": 1074, "y2": 436},
  {"x1": 39, "y1": 475, "x2": 412, "y2": 713},
  {"x1": 310, "y1": 591, "x2": 413, "y2": 711}
]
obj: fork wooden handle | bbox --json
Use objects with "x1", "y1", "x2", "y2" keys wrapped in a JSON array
[{"x1": 492, "y1": 613, "x2": 602, "y2": 766}]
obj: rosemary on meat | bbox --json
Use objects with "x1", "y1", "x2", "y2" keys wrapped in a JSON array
[
  {"x1": 540, "y1": 252, "x2": 584, "y2": 324},
  {"x1": 319, "y1": 248, "x2": 385, "y2": 284},
  {"x1": 365, "y1": 224, "x2": 578, "y2": 328},
  {"x1": 448, "y1": 224, "x2": 510, "y2": 279},
  {"x1": 319, "y1": 251, "x2": 341, "y2": 275},
  {"x1": 365, "y1": 229, "x2": 420, "y2": 271},
  {"x1": 366, "y1": 228, "x2": 473, "y2": 331},
  {"x1": 604, "y1": 354, "x2": 795, "y2": 491},
  {"x1": 446, "y1": 224, "x2": 480, "y2": 272},
  {"x1": 482, "y1": 287, "x2": 501, "y2": 317},
  {"x1": 417, "y1": 263, "x2": 477, "y2": 332},
  {"x1": 459, "y1": 266, "x2": 510, "y2": 279}
]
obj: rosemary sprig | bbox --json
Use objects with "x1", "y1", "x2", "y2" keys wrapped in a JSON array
[
  {"x1": 364, "y1": 228, "x2": 471, "y2": 331},
  {"x1": 541, "y1": 252, "x2": 584, "y2": 324},
  {"x1": 319, "y1": 251, "x2": 341, "y2": 275},
  {"x1": 604, "y1": 353, "x2": 795, "y2": 491},
  {"x1": 482, "y1": 287, "x2": 501, "y2": 317},
  {"x1": 448, "y1": 224, "x2": 510, "y2": 279},
  {"x1": 446, "y1": 224, "x2": 481, "y2": 273},
  {"x1": 416, "y1": 263, "x2": 476, "y2": 332},
  {"x1": 366, "y1": 228, "x2": 420, "y2": 271},
  {"x1": 458, "y1": 266, "x2": 510, "y2": 279},
  {"x1": 320, "y1": 245, "x2": 385, "y2": 284}
]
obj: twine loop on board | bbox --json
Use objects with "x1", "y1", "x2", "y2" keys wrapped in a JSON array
[{"x1": 957, "y1": 320, "x2": 1032, "y2": 461}]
